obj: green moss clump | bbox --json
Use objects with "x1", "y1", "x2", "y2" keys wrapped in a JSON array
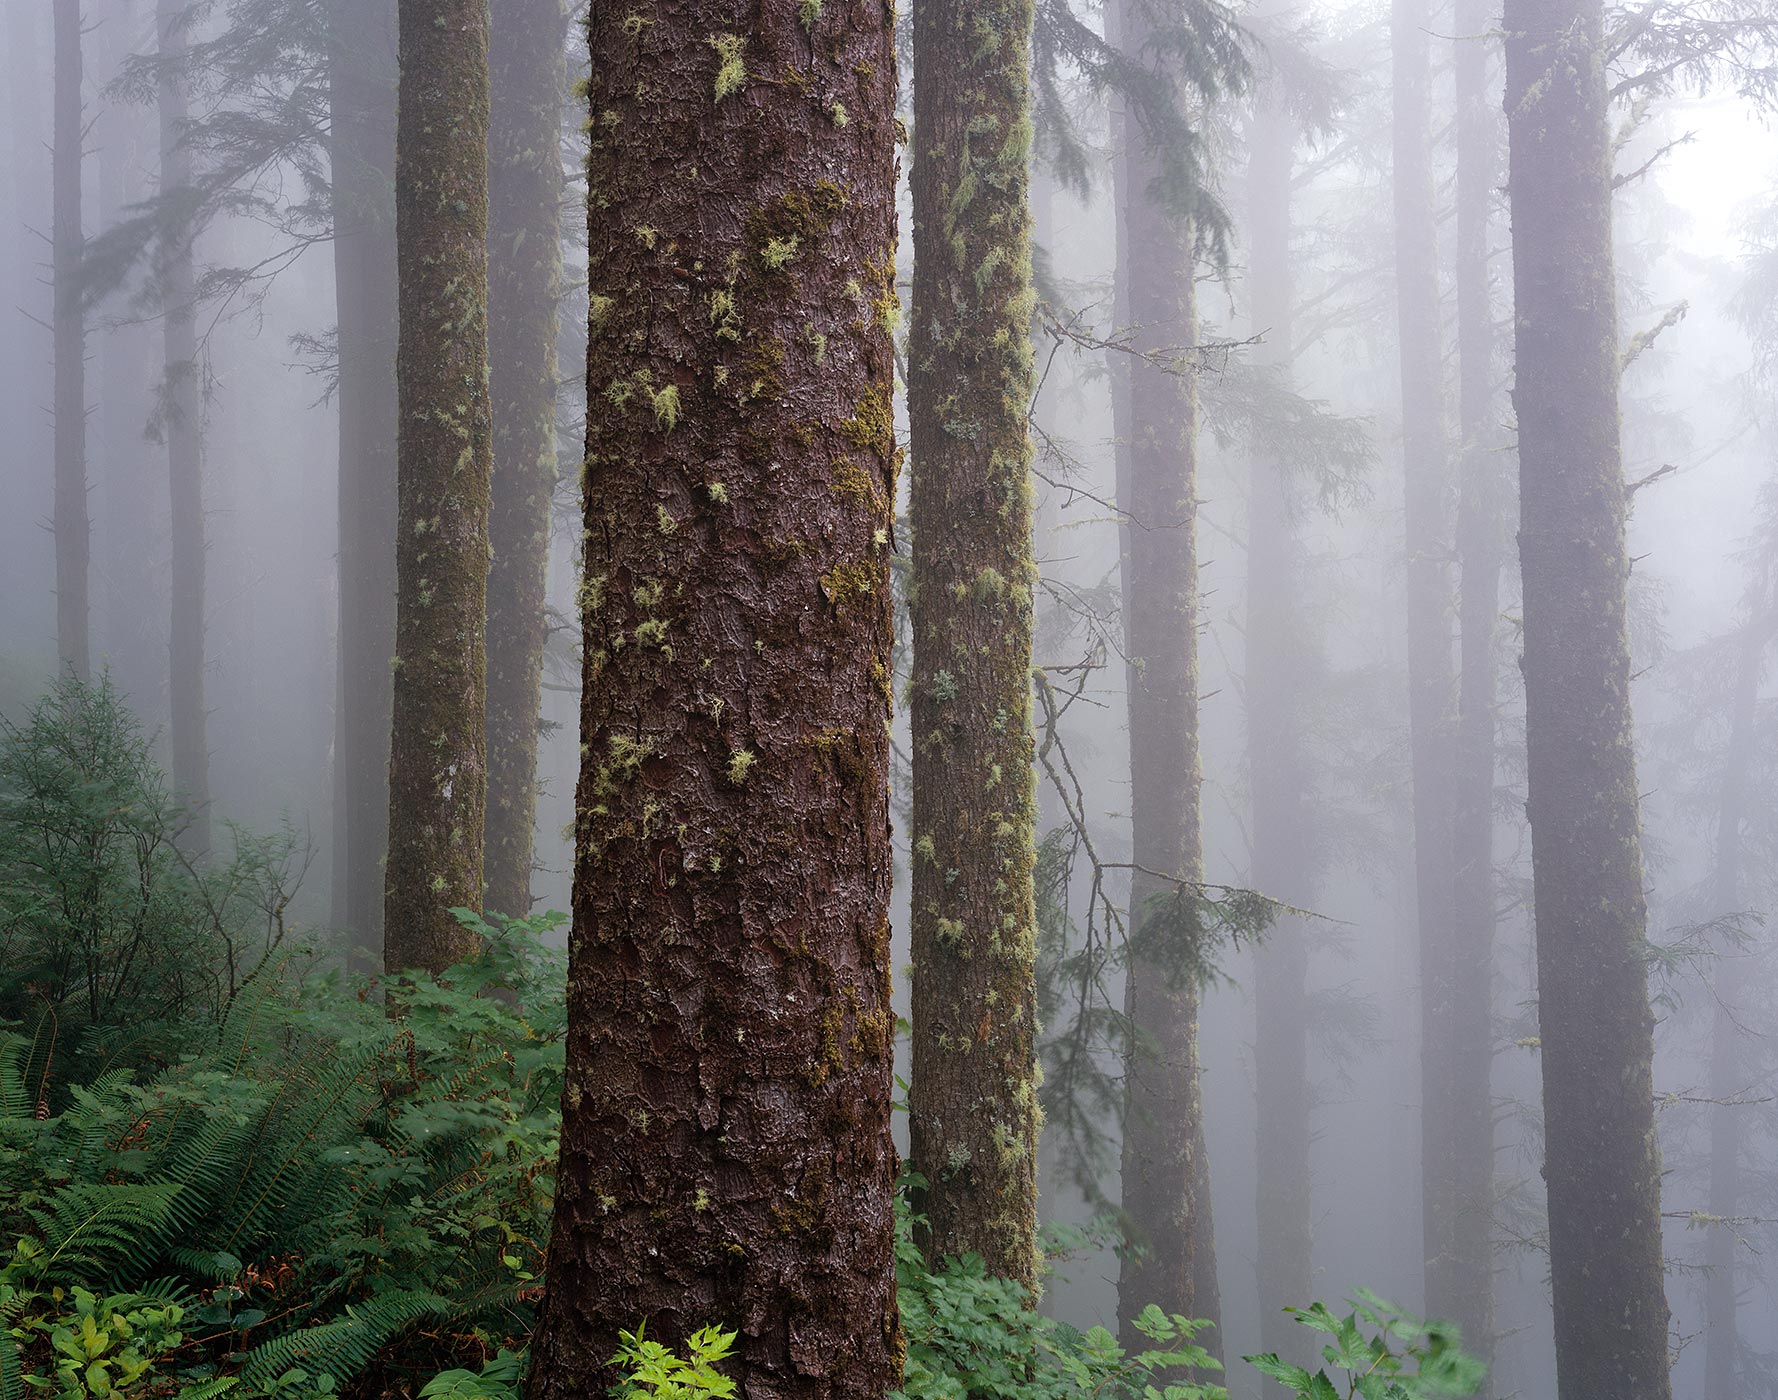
[{"x1": 709, "y1": 34, "x2": 746, "y2": 102}]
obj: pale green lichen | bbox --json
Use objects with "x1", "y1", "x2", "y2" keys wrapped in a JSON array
[
  {"x1": 709, "y1": 34, "x2": 746, "y2": 102},
  {"x1": 728, "y1": 749, "x2": 757, "y2": 784},
  {"x1": 651, "y1": 384, "x2": 680, "y2": 432}
]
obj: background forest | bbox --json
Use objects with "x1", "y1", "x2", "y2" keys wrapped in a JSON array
[{"x1": 2, "y1": 2, "x2": 1778, "y2": 1400}]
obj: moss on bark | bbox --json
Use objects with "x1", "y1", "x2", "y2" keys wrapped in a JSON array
[
  {"x1": 382, "y1": 0, "x2": 494, "y2": 975},
  {"x1": 525, "y1": 5, "x2": 902, "y2": 1398},
  {"x1": 906, "y1": 0, "x2": 1041, "y2": 1291}
]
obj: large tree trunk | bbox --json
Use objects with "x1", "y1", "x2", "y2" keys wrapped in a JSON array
[
  {"x1": 1446, "y1": 0, "x2": 1502, "y2": 1368},
  {"x1": 328, "y1": 0, "x2": 399, "y2": 967},
  {"x1": 1701, "y1": 615, "x2": 1764, "y2": 1400},
  {"x1": 906, "y1": 0, "x2": 1041, "y2": 1290},
  {"x1": 482, "y1": 0, "x2": 567, "y2": 918},
  {"x1": 1392, "y1": 0, "x2": 1458, "y2": 1323},
  {"x1": 1245, "y1": 78, "x2": 1313, "y2": 1378},
  {"x1": 54, "y1": 0, "x2": 88, "y2": 681},
  {"x1": 159, "y1": 0, "x2": 211, "y2": 855},
  {"x1": 1109, "y1": 0, "x2": 1220, "y2": 1354},
  {"x1": 381, "y1": 0, "x2": 493, "y2": 974},
  {"x1": 1503, "y1": 4, "x2": 1673, "y2": 1396},
  {"x1": 525, "y1": 7, "x2": 902, "y2": 1398}
]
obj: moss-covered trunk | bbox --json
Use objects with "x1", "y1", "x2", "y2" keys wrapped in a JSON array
[
  {"x1": 381, "y1": 0, "x2": 493, "y2": 974},
  {"x1": 54, "y1": 0, "x2": 88, "y2": 681},
  {"x1": 328, "y1": 0, "x2": 399, "y2": 969},
  {"x1": 483, "y1": 0, "x2": 567, "y2": 919},
  {"x1": 1503, "y1": 3, "x2": 1672, "y2": 1395},
  {"x1": 525, "y1": 6, "x2": 902, "y2": 1397},
  {"x1": 1245, "y1": 78, "x2": 1313, "y2": 1378},
  {"x1": 159, "y1": 0, "x2": 211, "y2": 856},
  {"x1": 1447, "y1": 0, "x2": 1502, "y2": 1369},
  {"x1": 1109, "y1": 0, "x2": 1220, "y2": 1353},
  {"x1": 906, "y1": 0, "x2": 1041, "y2": 1290},
  {"x1": 1391, "y1": 0, "x2": 1458, "y2": 1322}
]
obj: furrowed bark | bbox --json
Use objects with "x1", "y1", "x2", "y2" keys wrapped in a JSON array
[
  {"x1": 1503, "y1": 2, "x2": 1673, "y2": 1395},
  {"x1": 382, "y1": 0, "x2": 493, "y2": 974},
  {"x1": 1109, "y1": 0, "x2": 1220, "y2": 1353},
  {"x1": 907, "y1": 0, "x2": 1042, "y2": 1290},
  {"x1": 483, "y1": 0, "x2": 567, "y2": 919},
  {"x1": 526, "y1": 5, "x2": 902, "y2": 1398}
]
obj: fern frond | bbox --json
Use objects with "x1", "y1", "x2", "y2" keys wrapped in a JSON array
[
  {"x1": 238, "y1": 1290, "x2": 450, "y2": 1388},
  {"x1": 24, "y1": 1182, "x2": 181, "y2": 1281}
]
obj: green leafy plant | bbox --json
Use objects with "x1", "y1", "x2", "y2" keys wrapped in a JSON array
[
  {"x1": 610, "y1": 1325, "x2": 737, "y2": 1400},
  {"x1": 894, "y1": 1176, "x2": 1223, "y2": 1400},
  {"x1": 1244, "y1": 1293, "x2": 1485, "y2": 1400}
]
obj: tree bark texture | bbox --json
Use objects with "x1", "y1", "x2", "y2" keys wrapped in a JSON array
[
  {"x1": 329, "y1": 0, "x2": 400, "y2": 968},
  {"x1": 1109, "y1": 0, "x2": 1220, "y2": 1353},
  {"x1": 526, "y1": 6, "x2": 902, "y2": 1399},
  {"x1": 1392, "y1": 0, "x2": 1459, "y2": 1325},
  {"x1": 483, "y1": 0, "x2": 567, "y2": 918},
  {"x1": 1504, "y1": 3, "x2": 1673, "y2": 1395},
  {"x1": 159, "y1": 0, "x2": 211, "y2": 856},
  {"x1": 1245, "y1": 80, "x2": 1313, "y2": 1377},
  {"x1": 54, "y1": 0, "x2": 89, "y2": 681},
  {"x1": 382, "y1": 0, "x2": 493, "y2": 975},
  {"x1": 907, "y1": 0, "x2": 1041, "y2": 1290},
  {"x1": 1447, "y1": 0, "x2": 1503, "y2": 1367}
]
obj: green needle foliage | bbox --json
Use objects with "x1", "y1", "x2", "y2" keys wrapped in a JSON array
[{"x1": 1244, "y1": 1294, "x2": 1485, "y2": 1400}]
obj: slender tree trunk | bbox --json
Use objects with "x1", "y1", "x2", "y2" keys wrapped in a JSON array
[
  {"x1": 482, "y1": 0, "x2": 566, "y2": 918},
  {"x1": 1503, "y1": 4, "x2": 1672, "y2": 1396},
  {"x1": 54, "y1": 0, "x2": 88, "y2": 682},
  {"x1": 1246, "y1": 82, "x2": 1313, "y2": 1376},
  {"x1": 1447, "y1": 0, "x2": 1502, "y2": 1368},
  {"x1": 94, "y1": 2, "x2": 164, "y2": 731},
  {"x1": 381, "y1": 0, "x2": 493, "y2": 974},
  {"x1": 158, "y1": 0, "x2": 210, "y2": 855},
  {"x1": 1701, "y1": 615, "x2": 1764, "y2": 1400},
  {"x1": 907, "y1": 0, "x2": 1041, "y2": 1290},
  {"x1": 526, "y1": 8, "x2": 902, "y2": 1397},
  {"x1": 1109, "y1": 0, "x2": 1220, "y2": 1353},
  {"x1": 1392, "y1": 0, "x2": 1458, "y2": 1321},
  {"x1": 328, "y1": 0, "x2": 399, "y2": 966}
]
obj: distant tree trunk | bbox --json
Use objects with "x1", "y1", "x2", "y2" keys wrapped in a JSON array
[
  {"x1": 482, "y1": 0, "x2": 566, "y2": 919},
  {"x1": 94, "y1": 3, "x2": 164, "y2": 732},
  {"x1": 1391, "y1": 0, "x2": 1458, "y2": 1322},
  {"x1": 907, "y1": 0, "x2": 1041, "y2": 1290},
  {"x1": 328, "y1": 0, "x2": 399, "y2": 967},
  {"x1": 524, "y1": 7, "x2": 902, "y2": 1398},
  {"x1": 1447, "y1": 0, "x2": 1502, "y2": 1368},
  {"x1": 54, "y1": 0, "x2": 88, "y2": 681},
  {"x1": 1701, "y1": 615, "x2": 1764, "y2": 1400},
  {"x1": 1245, "y1": 80, "x2": 1313, "y2": 1376},
  {"x1": 1503, "y1": 4, "x2": 1673, "y2": 1397},
  {"x1": 158, "y1": 0, "x2": 210, "y2": 855},
  {"x1": 381, "y1": 0, "x2": 492, "y2": 974},
  {"x1": 1109, "y1": 0, "x2": 1220, "y2": 1353}
]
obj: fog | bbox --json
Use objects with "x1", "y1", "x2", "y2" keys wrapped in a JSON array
[{"x1": 2, "y1": 3, "x2": 1777, "y2": 1399}]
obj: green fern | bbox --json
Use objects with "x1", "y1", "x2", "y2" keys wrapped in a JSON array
[{"x1": 237, "y1": 1290, "x2": 451, "y2": 1388}]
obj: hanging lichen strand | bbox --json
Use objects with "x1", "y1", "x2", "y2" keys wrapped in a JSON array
[
  {"x1": 1504, "y1": 2, "x2": 1672, "y2": 1397},
  {"x1": 906, "y1": 0, "x2": 1041, "y2": 1289},
  {"x1": 523, "y1": 4, "x2": 902, "y2": 1399},
  {"x1": 382, "y1": 0, "x2": 494, "y2": 976},
  {"x1": 483, "y1": 0, "x2": 567, "y2": 919}
]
